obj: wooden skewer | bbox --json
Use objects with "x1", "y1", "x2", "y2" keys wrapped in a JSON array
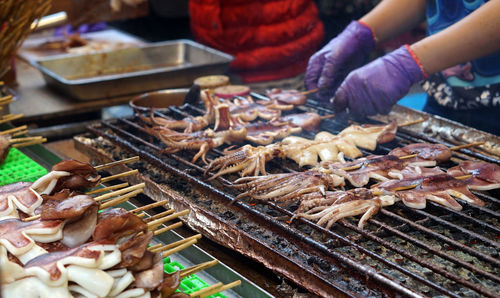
[
  {"x1": 149, "y1": 243, "x2": 162, "y2": 250},
  {"x1": 191, "y1": 280, "x2": 242, "y2": 298},
  {"x1": 154, "y1": 221, "x2": 183, "y2": 236},
  {"x1": 0, "y1": 95, "x2": 12, "y2": 102},
  {"x1": 85, "y1": 182, "x2": 129, "y2": 195},
  {"x1": 200, "y1": 280, "x2": 242, "y2": 298},
  {"x1": 144, "y1": 209, "x2": 175, "y2": 222},
  {"x1": 11, "y1": 138, "x2": 47, "y2": 148},
  {"x1": 0, "y1": 99, "x2": 13, "y2": 107},
  {"x1": 136, "y1": 212, "x2": 147, "y2": 218},
  {"x1": 150, "y1": 234, "x2": 202, "y2": 253},
  {"x1": 9, "y1": 136, "x2": 43, "y2": 144},
  {"x1": 398, "y1": 118, "x2": 426, "y2": 127},
  {"x1": 455, "y1": 174, "x2": 472, "y2": 180},
  {"x1": 0, "y1": 125, "x2": 28, "y2": 135},
  {"x1": 11, "y1": 129, "x2": 29, "y2": 137},
  {"x1": 0, "y1": 113, "x2": 24, "y2": 124},
  {"x1": 147, "y1": 209, "x2": 190, "y2": 230},
  {"x1": 189, "y1": 283, "x2": 223, "y2": 298},
  {"x1": 93, "y1": 183, "x2": 145, "y2": 202},
  {"x1": 319, "y1": 114, "x2": 335, "y2": 120},
  {"x1": 301, "y1": 88, "x2": 318, "y2": 96},
  {"x1": 94, "y1": 156, "x2": 140, "y2": 170},
  {"x1": 100, "y1": 169, "x2": 139, "y2": 183},
  {"x1": 131, "y1": 200, "x2": 169, "y2": 213},
  {"x1": 397, "y1": 153, "x2": 419, "y2": 160},
  {"x1": 162, "y1": 238, "x2": 198, "y2": 257},
  {"x1": 390, "y1": 184, "x2": 419, "y2": 191},
  {"x1": 100, "y1": 188, "x2": 143, "y2": 209},
  {"x1": 23, "y1": 214, "x2": 41, "y2": 221},
  {"x1": 180, "y1": 260, "x2": 219, "y2": 279},
  {"x1": 449, "y1": 141, "x2": 485, "y2": 151}
]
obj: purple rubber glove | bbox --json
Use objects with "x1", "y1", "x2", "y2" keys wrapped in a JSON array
[
  {"x1": 305, "y1": 21, "x2": 376, "y2": 103},
  {"x1": 332, "y1": 45, "x2": 428, "y2": 117}
]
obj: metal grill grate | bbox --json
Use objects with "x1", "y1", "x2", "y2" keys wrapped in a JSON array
[{"x1": 84, "y1": 94, "x2": 500, "y2": 297}]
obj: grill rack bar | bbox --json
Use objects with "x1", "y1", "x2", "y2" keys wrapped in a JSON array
[{"x1": 92, "y1": 113, "x2": 499, "y2": 296}]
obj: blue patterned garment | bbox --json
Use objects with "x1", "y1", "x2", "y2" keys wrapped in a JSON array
[{"x1": 422, "y1": 0, "x2": 500, "y2": 110}]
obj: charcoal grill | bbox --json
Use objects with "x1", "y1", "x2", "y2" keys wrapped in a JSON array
[{"x1": 76, "y1": 93, "x2": 500, "y2": 297}]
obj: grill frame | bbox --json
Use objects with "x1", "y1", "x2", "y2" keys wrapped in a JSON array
[{"x1": 79, "y1": 97, "x2": 500, "y2": 297}]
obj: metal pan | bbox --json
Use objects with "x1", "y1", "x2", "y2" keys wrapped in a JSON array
[{"x1": 34, "y1": 39, "x2": 233, "y2": 101}]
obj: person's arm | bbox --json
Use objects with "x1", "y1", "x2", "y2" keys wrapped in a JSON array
[
  {"x1": 412, "y1": 0, "x2": 500, "y2": 74},
  {"x1": 360, "y1": 0, "x2": 426, "y2": 43}
]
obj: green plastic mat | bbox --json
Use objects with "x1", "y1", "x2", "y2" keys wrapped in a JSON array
[
  {"x1": 0, "y1": 148, "x2": 48, "y2": 186},
  {"x1": 164, "y1": 257, "x2": 227, "y2": 298}
]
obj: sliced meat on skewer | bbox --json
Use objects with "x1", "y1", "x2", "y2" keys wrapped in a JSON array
[
  {"x1": 448, "y1": 161, "x2": 500, "y2": 190},
  {"x1": 0, "y1": 182, "x2": 43, "y2": 219},
  {"x1": 266, "y1": 88, "x2": 307, "y2": 105},
  {"x1": 373, "y1": 173, "x2": 485, "y2": 210}
]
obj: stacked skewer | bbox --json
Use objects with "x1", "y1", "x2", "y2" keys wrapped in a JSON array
[{"x1": 1, "y1": 156, "x2": 241, "y2": 297}]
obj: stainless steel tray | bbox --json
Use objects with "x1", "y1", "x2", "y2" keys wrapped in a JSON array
[{"x1": 34, "y1": 39, "x2": 234, "y2": 101}]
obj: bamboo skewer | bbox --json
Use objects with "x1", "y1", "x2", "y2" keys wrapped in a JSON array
[
  {"x1": 100, "y1": 169, "x2": 139, "y2": 183},
  {"x1": 100, "y1": 188, "x2": 143, "y2": 209},
  {"x1": 94, "y1": 156, "x2": 140, "y2": 170},
  {"x1": 11, "y1": 129, "x2": 29, "y2": 137},
  {"x1": 131, "y1": 200, "x2": 169, "y2": 213},
  {"x1": 147, "y1": 209, "x2": 190, "y2": 230},
  {"x1": 154, "y1": 222, "x2": 183, "y2": 236},
  {"x1": 0, "y1": 95, "x2": 13, "y2": 103},
  {"x1": 190, "y1": 280, "x2": 241, "y2": 298},
  {"x1": 455, "y1": 174, "x2": 473, "y2": 180},
  {"x1": 189, "y1": 283, "x2": 223, "y2": 298},
  {"x1": 144, "y1": 209, "x2": 175, "y2": 222},
  {"x1": 85, "y1": 182, "x2": 129, "y2": 195},
  {"x1": 301, "y1": 88, "x2": 318, "y2": 96},
  {"x1": 162, "y1": 238, "x2": 198, "y2": 258},
  {"x1": 0, "y1": 113, "x2": 24, "y2": 124},
  {"x1": 0, "y1": 125, "x2": 28, "y2": 135},
  {"x1": 180, "y1": 260, "x2": 219, "y2": 279},
  {"x1": 149, "y1": 234, "x2": 202, "y2": 253},
  {"x1": 9, "y1": 136, "x2": 44, "y2": 144},
  {"x1": 93, "y1": 183, "x2": 145, "y2": 202},
  {"x1": 450, "y1": 141, "x2": 485, "y2": 151},
  {"x1": 148, "y1": 243, "x2": 162, "y2": 250},
  {"x1": 11, "y1": 137, "x2": 47, "y2": 148}
]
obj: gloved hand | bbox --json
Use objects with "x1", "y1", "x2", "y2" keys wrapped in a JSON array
[
  {"x1": 305, "y1": 21, "x2": 376, "y2": 103},
  {"x1": 332, "y1": 45, "x2": 427, "y2": 117}
]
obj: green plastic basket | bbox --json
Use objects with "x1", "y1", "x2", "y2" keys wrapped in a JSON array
[
  {"x1": 0, "y1": 148, "x2": 47, "y2": 186},
  {"x1": 164, "y1": 258, "x2": 228, "y2": 298}
]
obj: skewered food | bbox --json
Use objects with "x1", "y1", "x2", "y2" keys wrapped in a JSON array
[
  {"x1": 32, "y1": 160, "x2": 101, "y2": 195},
  {"x1": 232, "y1": 143, "x2": 452, "y2": 203},
  {"x1": 447, "y1": 161, "x2": 500, "y2": 190},
  {"x1": 205, "y1": 120, "x2": 397, "y2": 178},
  {"x1": 151, "y1": 109, "x2": 323, "y2": 163},
  {"x1": 266, "y1": 88, "x2": 307, "y2": 105},
  {"x1": 0, "y1": 182, "x2": 43, "y2": 219},
  {"x1": 291, "y1": 160, "x2": 498, "y2": 228},
  {"x1": 139, "y1": 90, "x2": 297, "y2": 134}
]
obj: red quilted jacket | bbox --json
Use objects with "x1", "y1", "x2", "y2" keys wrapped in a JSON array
[{"x1": 189, "y1": 0, "x2": 324, "y2": 82}]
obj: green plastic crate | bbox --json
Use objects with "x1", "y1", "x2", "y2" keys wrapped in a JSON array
[
  {"x1": 0, "y1": 148, "x2": 47, "y2": 186},
  {"x1": 164, "y1": 258, "x2": 227, "y2": 298}
]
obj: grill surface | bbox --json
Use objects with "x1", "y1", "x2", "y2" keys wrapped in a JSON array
[{"x1": 80, "y1": 94, "x2": 500, "y2": 297}]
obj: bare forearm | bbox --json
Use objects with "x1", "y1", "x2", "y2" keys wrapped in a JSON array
[
  {"x1": 411, "y1": 0, "x2": 500, "y2": 74},
  {"x1": 360, "y1": 0, "x2": 426, "y2": 43}
]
